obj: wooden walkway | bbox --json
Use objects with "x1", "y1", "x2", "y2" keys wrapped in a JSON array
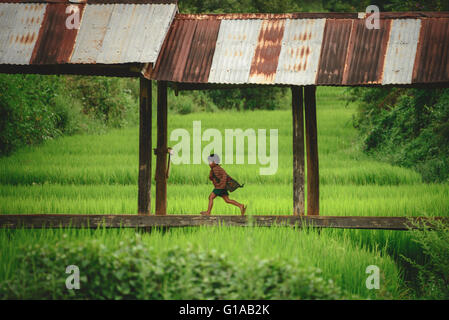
[{"x1": 0, "y1": 214, "x2": 447, "y2": 230}]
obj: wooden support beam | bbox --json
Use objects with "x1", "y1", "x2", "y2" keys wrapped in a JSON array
[
  {"x1": 138, "y1": 78, "x2": 152, "y2": 215},
  {"x1": 155, "y1": 81, "x2": 168, "y2": 215},
  {"x1": 304, "y1": 86, "x2": 319, "y2": 216},
  {"x1": 291, "y1": 86, "x2": 305, "y2": 216},
  {"x1": 1, "y1": 214, "x2": 447, "y2": 231}
]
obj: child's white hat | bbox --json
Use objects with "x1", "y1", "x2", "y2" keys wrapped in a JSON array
[{"x1": 207, "y1": 154, "x2": 220, "y2": 164}]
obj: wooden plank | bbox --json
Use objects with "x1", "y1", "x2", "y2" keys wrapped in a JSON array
[
  {"x1": 1, "y1": 215, "x2": 448, "y2": 230},
  {"x1": 291, "y1": 86, "x2": 305, "y2": 216},
  {"x1": 155, "y1": 81, "x2": 168, "y2": 215},
  {"x1": 138, "y1": 78, "x2": 152, "y2": 215},
  {"x1": 304, "y1": 85, "x2": 319, "y2": 216}
]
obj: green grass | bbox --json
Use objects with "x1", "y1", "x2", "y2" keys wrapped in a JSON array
[
  {"x1": 0, "y1": 87, "x2": 446, "y2": 217},
  {"x1": 0, "y1": 226, "x2": 404, "y2": 299},
  {"x1": 1, "y1": 86, "x2": 448, "y2": 299}
]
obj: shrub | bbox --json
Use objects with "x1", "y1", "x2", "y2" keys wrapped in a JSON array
[
  {"x1": 350, "y1": 87, "x2": 449, "y2": 183},
  {"x1": 0, "y1": 74, "x2": 139, "y2": 157},
  {"x1": 0, "y1": 235, "x2": 347, "y2": 300},
  {"x1": 401, "y1": 219, "x2": 449, "y2": 299}
]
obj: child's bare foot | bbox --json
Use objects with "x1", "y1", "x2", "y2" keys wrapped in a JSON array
[
  {"x1": 240, "y1": 205, "x2": 247, "y2": 216},
  {"x1": 200, "y1": 211, "x2": 210, "y2": 216}
]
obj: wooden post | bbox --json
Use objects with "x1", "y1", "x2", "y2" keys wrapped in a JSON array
[
  {"x1": 138, "y1": 78, "x2": 152, "y2": 215},
  {"x1": 155, "y1": 81, "x2": 168, "y2": 215},
  {"x1": 291, "y1": 86, "x2": 305, "y2": 216},
  {"x1": 304, "y1": 86, "x2": 319, "y2": 215}
]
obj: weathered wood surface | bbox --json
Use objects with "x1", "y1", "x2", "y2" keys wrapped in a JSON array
[
  {"x1": 155, "y1": 81, "x2": 168, "y2": 215},
  {"x1": 304, "y1": 85, "x2": 319, "y2": 216},
  {"x1": 291, "y1": 86, "x2": 305, "y2": 216},
  {"x1": 1, "y1": 215, "x2": 447, "y2": 230},
  {"x1": 138, "y1": 78, "x2": 152, "y2": 215}
]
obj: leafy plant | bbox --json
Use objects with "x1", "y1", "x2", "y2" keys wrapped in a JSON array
[
  {"x1": 401, "y1": 219, "x2": 449, "y2": 299},
  {"x1": 0, "y1": 234, "x2": 348, "y2": 300}
]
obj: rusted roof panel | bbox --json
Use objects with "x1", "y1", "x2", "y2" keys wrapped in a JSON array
[
  {"x1": 0, "y1": 3, "x2": 46, "y2": 65},
  {"x1": 316, "y1": 19, "x2": 352, "y2": 85},
  {"x1": 342, "y1": 19, "x2": 391, "y2": 85},
  {"x1": 182, "y1": 19, "x2": 220, "y2": 83},
  {"x1": 382, "y1": 19, "x2": 421, "y2": 85},
  {"x1": 208, "y1": 19, "x2": 262, "y2": 84},
  {"x1": 31, "y1": 3, "x2": 85, "y2": 64},
  {"x1": 248, "y1": 19, "x2": 285, "y2": 84},
  {"x1": 151, "y1": 18, "x2": 196, "y2": 81},
  {"x1": 412, "y1": 18, "x2": 449, "y2": 84},
  {"x1": 274, "y1": 19, "x2": 325, "y2": 85},
  {"x1": 0, "y1": 2, "x2": 176, "y2": 65},
  {"x1": 148, "y1": 14, "x2": 449, "y2": 86},
  {"x1": 150, "y1": 18, "x2": 221, "y2": 82}
]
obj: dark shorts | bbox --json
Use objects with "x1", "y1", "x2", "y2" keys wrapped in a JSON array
[{"x1": 213, "y1": 188, "x2": 229, "y2": 197}]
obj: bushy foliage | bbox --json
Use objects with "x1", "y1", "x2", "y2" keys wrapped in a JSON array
[
  {"x1": 1, "y1": 74, "x2": 65, "y2": 155},
  {"x1": 178, "y1": 0, "x2": 321, "y2": 14},
  {"x1": 322, "y1": 0, "x2": 449, "y2": 12},
  {"x1": 0, "y1": 74, "x2": 138, "y2": 157},
  {"x1": 64, "y1": 76, "x2": 138, "y2": 128},
  {"x1": 401, "y1": 219, "x2": 449, "y2": 299},
  {"x1": 350, "y1": 87, "x2": 449, "y2": 183},
  {"x1": 0, "y1": 235, "x2": 347, "y2": 300}
]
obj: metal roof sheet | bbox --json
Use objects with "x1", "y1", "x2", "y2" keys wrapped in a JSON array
[
  {"x1": 72, "y1": 3, "x2": 176, "y2": 64},
  {"x1": 382, "y1": 19, "x2": 421, "y2": 85},
  {"x1": 316, "y1": 19, "x2": 352, "y2": 85},
  {"x1": 70, "y1": 4, "x2": 114, "y2": 63},
  {"x1": 0, "y1": 2, "x2": 176, "y2": 65},
  {"x1": 31, "y1": 3, "x2": 86, "y2": 64},
  {"x1": 274, "y1": 18, "x2": 325, "y2": 85},
  {"x1": 148, "y1": 14, "x2": 449, "y2": 86},
  {"x1": 208, "y1": 19, "x2": 262, "y2": 84},
  {"x1": 412, "y1": 18, "x2": 449, "y2": 84},
  {"x1": 248, "y1": 19, "x2": 285, "y2": 84},
  {"x1": 0, "y1": 3, "x2": 46, "y2": 64},
  {"x1": 2, "y1": 6, "x2": 449, "y2": 85},
  {"x1": 342, "y1": 19, "x2": 391, "y2": 85},
  {"x1": 149, "y1": 18, "x2": 221, "y2": 82},
  {"x1": 182, "y1": 18, "x2": 220, "y2": 83}
]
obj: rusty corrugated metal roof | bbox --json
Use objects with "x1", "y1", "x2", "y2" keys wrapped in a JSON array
[
  {"x1": 342, "y1": 19, "x2": 391, "y2": 85},
  {"x1": 412, "y1": 18, "x2": 449, "y2": 84},
  {"x1": 182, "y1": 18, "x2": 220, "y2": 83},
  {"x1": 0, "y1": 3, "x2": 46, "y2": 65},
  {"x1": 31, "y1": 3, "x2": 86, "y2": 64},
  {"x1": 248, "y1": 19, "x2": 285, "y2": 84},
  {"x1": 316, "y1": 19, "x2": 352, "y2": 85},
  {"x1": 150, "y1": 18, "x2": 221, "y2": 83},
  {"x1": 2, "y1": 5, "x2": 449, "y2": 86},
  {"x1": 72, "y1": 4, "x2": 176, "y2": 64},
  {"x1": 274, "y1": 18, "x2": 326, "y2": 85},
  {"x1": 0, "y1": 1, "x2": 177, "y2": 65},
  {"x1": 150, "y1": 13, "x2": 449, "y2": 86}
]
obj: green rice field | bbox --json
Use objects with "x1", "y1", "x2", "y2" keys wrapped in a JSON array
[{"x1": 1, "y1": 87, "x2": 448, "y2": 299}]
